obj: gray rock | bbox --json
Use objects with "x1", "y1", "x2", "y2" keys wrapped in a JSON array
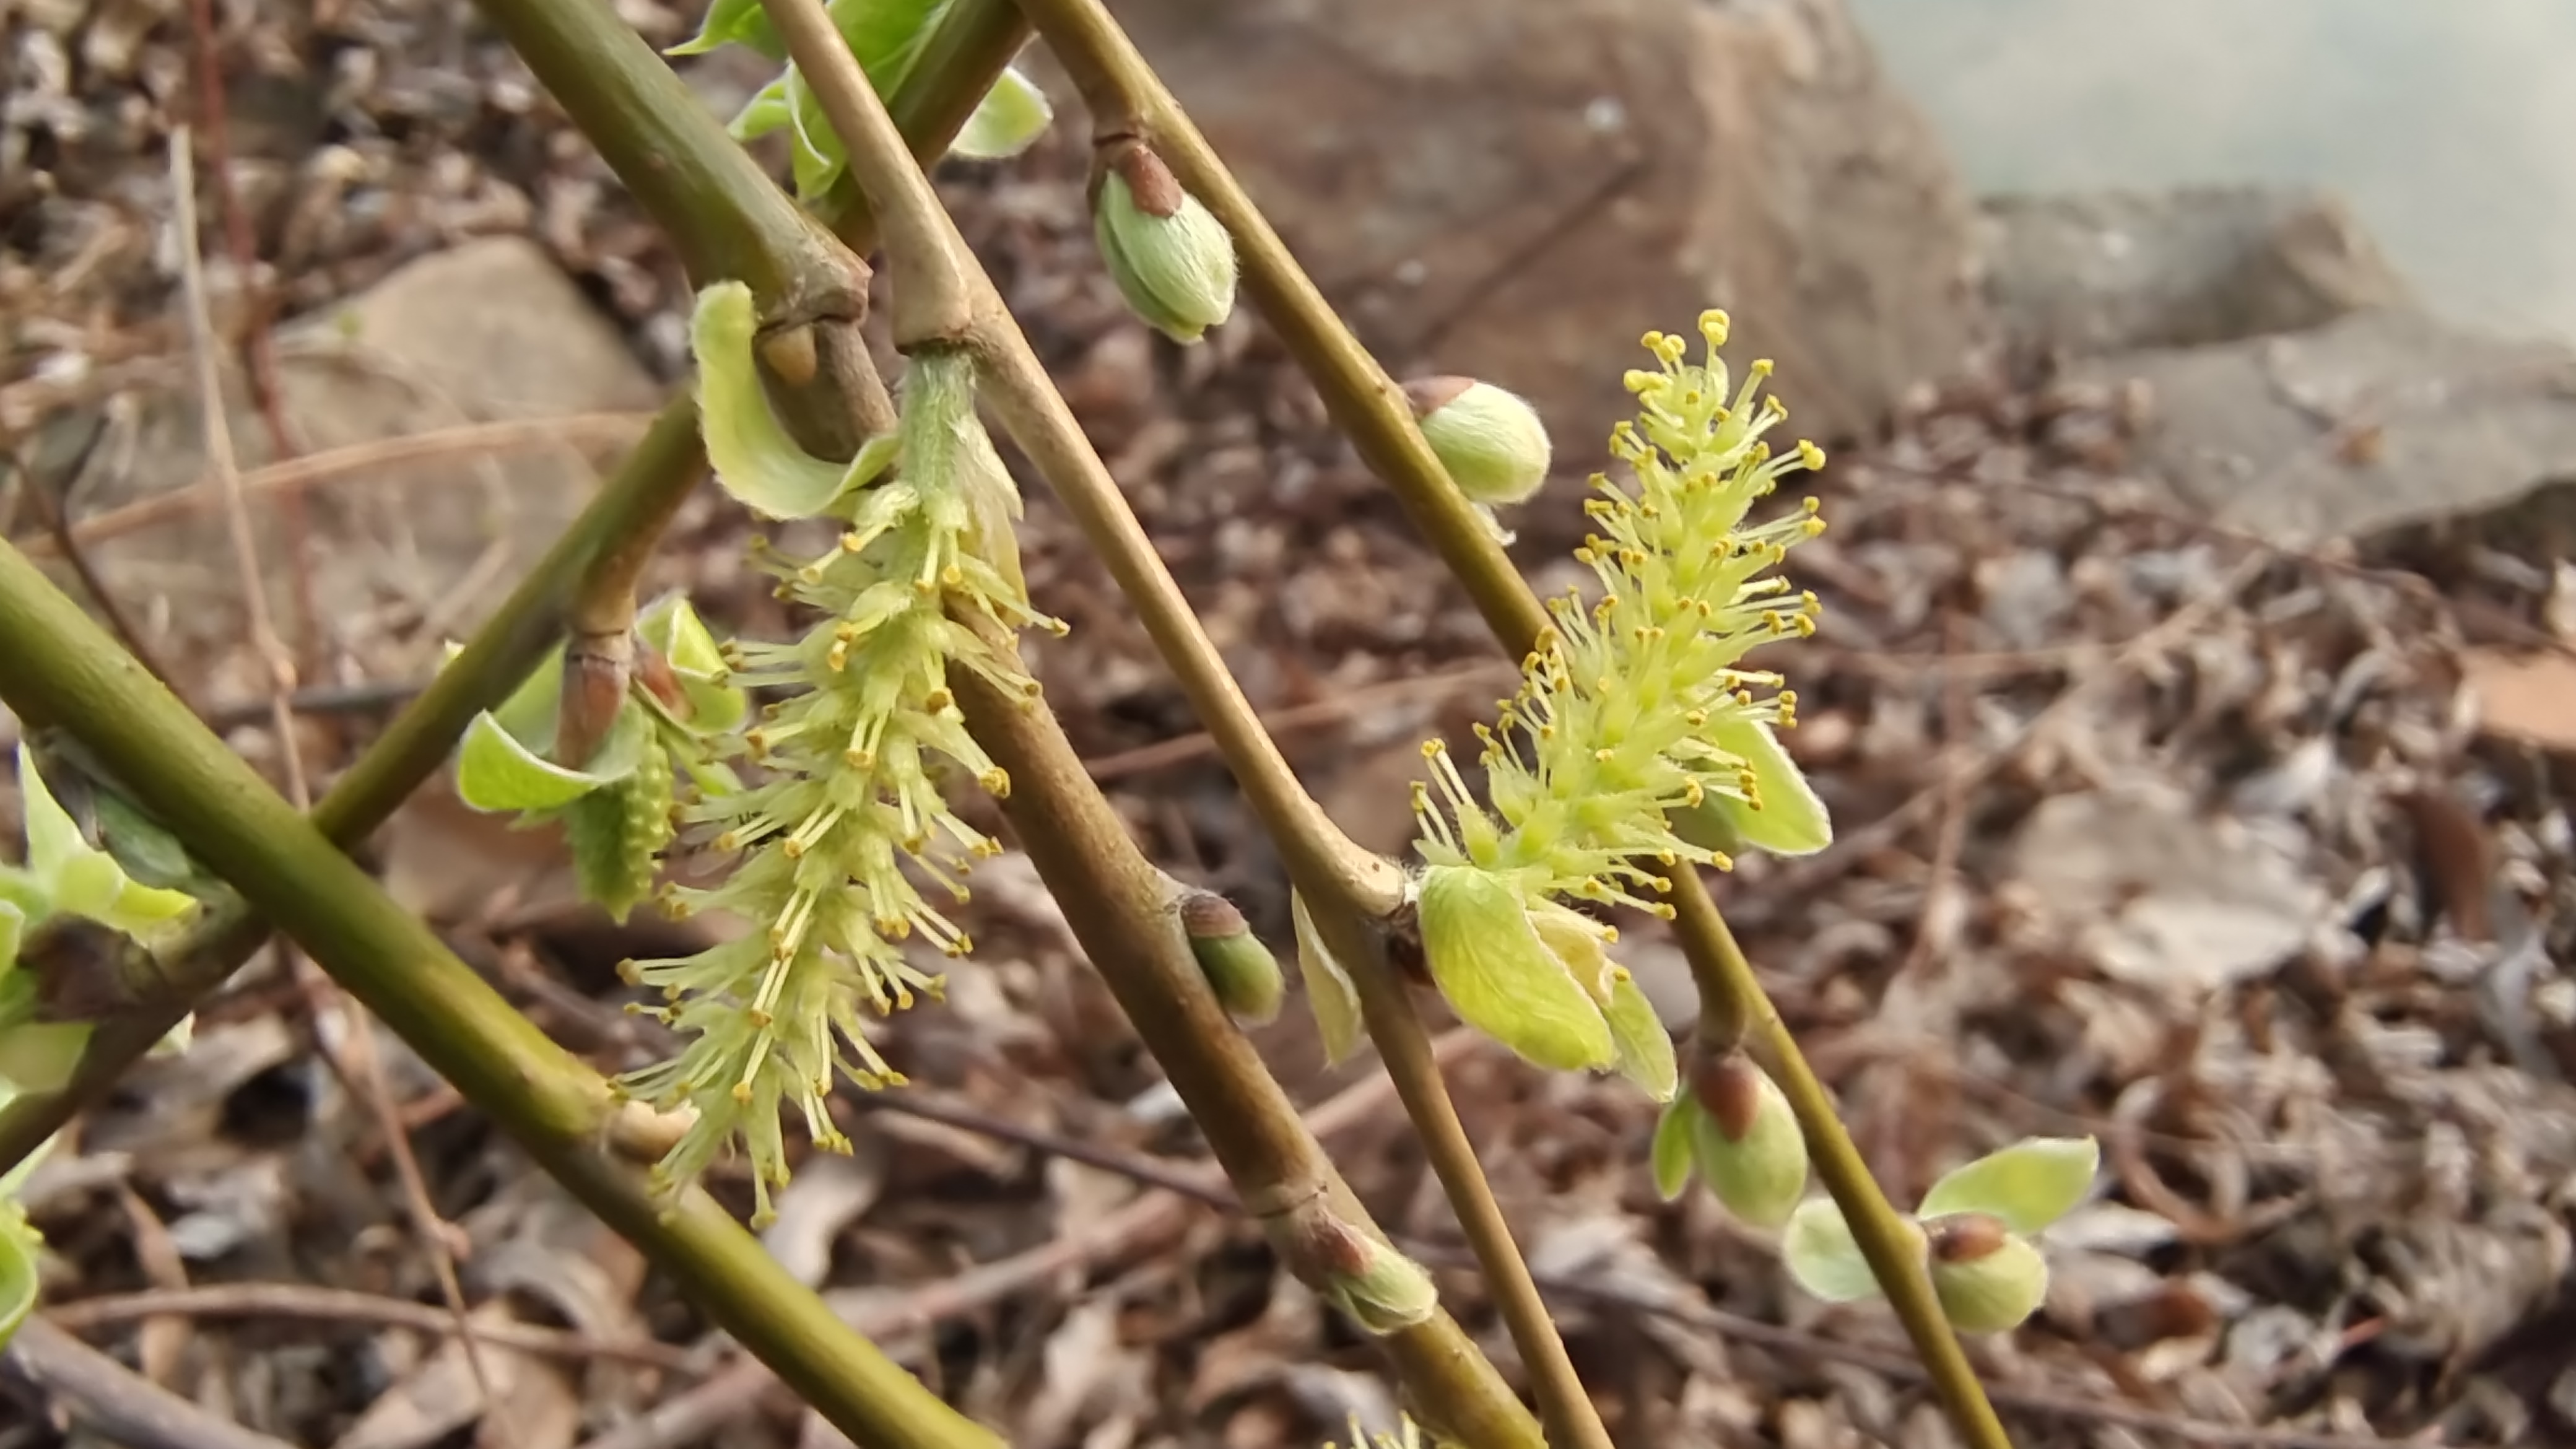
[
  {"x1": 2069, "y1": 307, "x2": 2576, "y2": 545},
  {"x1": 1113, "y1": 0, "x2": 1986, "y2": 448},
  {"x1": 58, "y1": 236, "x2": 658, "y2": 695},
  {"x1": 1978, "y1": 185, "x2": 2414, "y2": 357}
]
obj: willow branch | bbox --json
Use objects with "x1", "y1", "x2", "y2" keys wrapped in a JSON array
[
  {"x1": 946, "y1": 633, "x2": 1542, "y2": 1449},
  {"x1": 760, "y1": 0, "x2": 1403, "y2": 921},
  {"x1": 759, "y1": 12, "x2": 1567, "y2": 1439},
  {"x1": 1007, "y1": 3, "x2": 2014, "y2": 1446},
  {"x1": 0, "y1": 401, "x2": 709, "y2": 1177},
  {"x1": 0, "y1": 537, "x2": 1001, "y2": 1449},
  {"x1": 1329, "y1": 907, "x2": 1613, "y2": 1449}
]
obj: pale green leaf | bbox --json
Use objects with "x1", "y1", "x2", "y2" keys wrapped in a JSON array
[
  {"x1": 1706, "y1": 717, "x2": 1832, "y2": 856},
  {"x1": 1917, "y1": 1136, "x2": 2100, "y2": 1235},
  {"x1": 0, "y1": 1208, "x2": 37, "y2": 1354},
  {"x1": 667, "y1": 0, "x2": 782, "y2": 58},
  {"x1": 1290, "y1": 891, "x2": 1366, "y2": 1066},
  {"x1": 0, "y1": 902, "x2": 19, "y2": 973},
  {"x1": 638, "y1": 593, "x2": 748, "y2": 735},
  {"x1": 1650, "y1": 1096, "x2": 1696, "y2": 1202},
  {"x1": 1781, "y1": 1197, "x2": 1904, "y2": 1304},
  {"x1": 1603, "y1": 972, "x2": 1676, "y2": 1102},
  {"x1": 690, "y1": 282, "x2": 866, "y2": 520},
  {"x1": 0, "y1": 1020, "x2": 91, "y2": 1095},
  {"x1": 456, "y1": 702, "x2": 644, "y2": 815},
  {"x1": 949, "y1": 67, "x2": 1052, "y2": 160},
  {"x1": 784, "y1": 67, "x2": 847, "y2": 199},
  {"x1": 1416, "y1": 865, "x2": 1612, "y2": 1074},
  {"x1": 729, "y1": 77, "x2": 793, "y2": 142},
  {"x1": 829, "y1": 0, "x2": 946, "y2": 88},
  {"x1": 13, "y1": 743, "x2": 85, "y2": 894}
]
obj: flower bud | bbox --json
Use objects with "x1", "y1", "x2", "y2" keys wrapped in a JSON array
[
  {"x1": 1181, "y1": 889, "x2": 1284, "y2": 1025},
  {"x1": 1282, "y1": 1200, "x2": 1440, "y2": 1334},
  {"x1": 1403, "y1": 376, "x2": 1552, "y2": 506},
  {"x1": 1092, "y1": 141, "x2": 1237, "y2": 344},
  {"x1": 1926, "y1": 1212, "x2": 2050, "y2": 1333},
  {"x1": 1685, "y1": 1048, "x2": 1809, "y2": 1229}
]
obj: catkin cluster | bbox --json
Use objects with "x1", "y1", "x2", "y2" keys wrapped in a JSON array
[
  {"x1": 619, "y1": 285, "x2": 1056, "y2": 1221},
  {"x1": 1396, "y1": 313, "x2": 1832, "y2": 1088}
]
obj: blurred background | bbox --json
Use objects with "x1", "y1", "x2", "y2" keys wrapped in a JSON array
[
  {"x1": 4, "y1": 0, "x2": 2576, "y2": 1446},
  {"x1": 1850, "y1": 0, "x2": 2576, "y2": 346}
]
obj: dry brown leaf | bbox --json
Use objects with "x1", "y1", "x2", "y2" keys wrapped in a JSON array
[{"x1": 2460, "y1": 646, "x2": 2576, "y2": 751}]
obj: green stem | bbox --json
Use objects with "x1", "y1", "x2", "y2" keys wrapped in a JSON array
[
  {"x1": 1014, "y1": 0, "x2": 1549, "y2": 651},
  {"x1": 0, "y1": 400, "x2": 709, "y2": 1176},
  {"x1": 767, "y1": 0, "x2": 1404, "y2": 918},
  {"x1": 469, "y1": 0, "x2": 839, "y2": 310},
  {"x1": 1328, "y1": 903, "x2": 1614, "y2": 1449},
  {"x1": 1009, "y1": 3, "x2": 2014, "y2": 1446},
  {"x1": 0, "y1": 537, "x2": 1000, "y2": 1449},
  {"x1": 1676, "y1": 881, "x2": 2012, "y2": 1448}
]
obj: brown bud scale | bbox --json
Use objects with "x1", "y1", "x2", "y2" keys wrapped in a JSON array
[
  {"x1": 1106, "y1": 139, "x2": 1186, "y2": 219},
  {"x1": 1928, "y1": 1212, "x2": 2012, "y2": 1264},
  {"x1": 1401, "y1": 375, "x2": 1477, "y2": 419},
  {"x1": 1180, "y1": 889, "x2": 1250, "y2": 940},
  {"x1": 1690, "y1": 1048, "x2": 1766, "y2": 1142}
]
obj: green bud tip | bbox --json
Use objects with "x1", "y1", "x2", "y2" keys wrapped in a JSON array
[
  {"x1": 1926, "y1": 1212, "x2": 2051, "y2": 1334},
  {"x1": 1404, "y1": 375, "x2": 1552, "y2": 507},
  {"x1": 1093, "y1": 140, "x2": 1238, "y2": 345},
  {"x1": 1181, "y1": 889, "x2": 1286, "y2": 1026},
  {"x1": 1682, "y1": 1048, "x2": 1809, "y2": 1229}
]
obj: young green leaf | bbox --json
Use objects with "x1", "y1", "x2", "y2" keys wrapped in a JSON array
[
  {"x1": 0, "y1": 1207, "x2": 37, "y2": 1353},
  {"x1": 691, "y1": 282, "x2": 874, "y2": 520},
  {"x1": 0, "y1": 1020, "x2": 91, "y2": 1095},
  {"x1": 638, "y1": 593, "x2": 749, "y2": 735},
  {"x1": 666, "y1": 0, "x2": 783, "y2": 58},
  {"x1": 1782, "y1": 1196, "x2": 1912, "y2": 1304},
  {"x1": 1915, "y1": 1136, "x2": 2099, "y2": 1236},
  {"x1": 1650, "y1": 1095, "x2": 1697, "y2": 1202},
  {"x1": 12, "y1": 744, "x2": 196, "y2": 933},
  {"x1": 949, "y1": 66, "x2": 1052, "y2": 161},
  {"x1": 1290, "y1": 890, "x2": 1366, "y2": 1066},
  {"x1": 1414, "y1": 864, "x2": 1614, "y2": 1074},
  {"x1": 1704, "y1": 717, "x2": 1832, "y2": 857},
  {"x1": 1601, "y1": 972, "x2": 1677, "y2": 1102},
  {"x1": 456, "y1": 698, "x2": 648, "y2": 815}
]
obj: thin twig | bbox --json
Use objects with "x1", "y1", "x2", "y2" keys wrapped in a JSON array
[
  {"x1": 1333, "y1": 914, "x2": 1616, "y2": 1449},
  {"x1": 858, "y1": 1046, "x2": 2410, "y2": 1449},
  {"x1": 764, "y1": 10, "x2": 1561, "y2": 1440},
  {"x1": 44, "y1": 1284, "x2": 699, "y2": 1371},
  {"x1": 180, "y1": 0, "x2": 318, "y2": 665},
  {"x1": 14, "y1": 412, "x2": 657, "y2": 558},
  {"x1": 1, "y1": 1316, "x2": 299, "y2": 1449},
  {"x1": 755, "y1": 0, "x2": 1407, "y2": 930},
  {"x1": 572, "y1": 1033, "x2": 1477, "y2": 1449},
  {"x1": 171, "y1": 125, "x2": 505, "y2": 1427},
  {"x1": 1007, "y1": 5, "x2": 2021, "y2": 1442}
]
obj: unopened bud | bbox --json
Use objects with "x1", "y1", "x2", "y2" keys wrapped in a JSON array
[
  {"x1": 1926, "y1": 1212, "x2": 2050, "y2": 1333},
  {"x1": 1181, "y1": 890, "x2": 1284, "y2": 1025},
  {"x1": 1093, "y1": 141, "x2": 1237, "y2": 344},
  {"x1": 1284, "y1": 1202, "x2": 1439, "y2": 1334},
  {"x1": 1685, "y1": 1049, "x2": 1809, "y2": 1229},
  {"x1": 1404, "y1": 376, "x2": 1552, "y2": 507}
]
